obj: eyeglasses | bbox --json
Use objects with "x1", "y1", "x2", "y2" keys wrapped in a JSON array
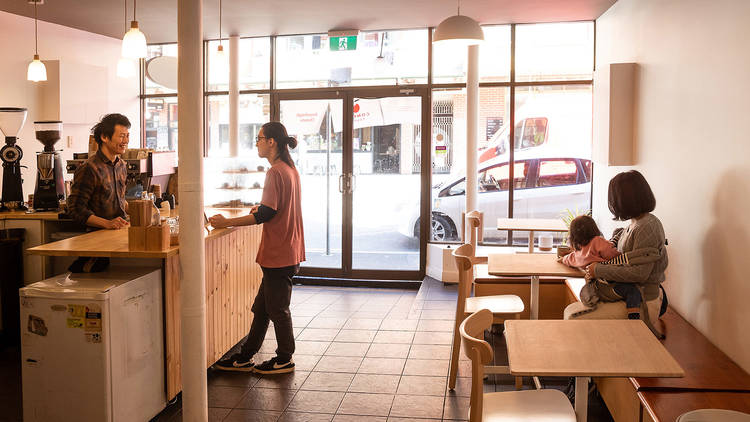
[{"x1": 256, "y1": 135, "x2": 267, "y2": 142}]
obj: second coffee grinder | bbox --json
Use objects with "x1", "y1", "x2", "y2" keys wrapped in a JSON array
[{"x1": 33, "y1": 120, "x2": 66, "y2": 210}]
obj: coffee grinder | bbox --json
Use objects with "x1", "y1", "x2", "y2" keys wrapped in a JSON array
[
  {"x1": 0, "y1": 107, "x2": 28, "y2": 211},
  {"x1": 33, "y1": 121, "x2": 66, "y2": 210}
]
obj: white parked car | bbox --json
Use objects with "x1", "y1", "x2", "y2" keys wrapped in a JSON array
[{"x1": 400, "y1": 150, "x2": 592, "y2": 242}]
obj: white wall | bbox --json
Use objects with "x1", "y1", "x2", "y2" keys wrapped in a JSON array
[
  {"x1": 0, "y1": 10, "x2": 139, "y2": 198},
  {"x1": 595, "y1": 0, "x2": 750, "y2": 371}
]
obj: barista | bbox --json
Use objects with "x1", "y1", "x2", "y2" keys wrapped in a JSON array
[{"x1": 67, "y1": 113, "x2": 130, "y2": 230}]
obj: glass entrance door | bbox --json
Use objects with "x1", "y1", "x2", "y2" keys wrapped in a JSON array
[
  {"x1": 278, "y1": 90, "x2": 426, "y2": 279},
  {"x1": 350, "y1": 95, "x2": 422, "y2": 271},
  {"x1": 279, "y1": 97, "x2": 344, "y2": 269}
]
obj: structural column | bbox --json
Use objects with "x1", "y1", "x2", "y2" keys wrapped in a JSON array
[
  {"x1": 178, "y1": 0, "x2": 207, "y2": 420},
  {"x1": 465, "y1": 44, "x2": 479, "y2": 240},
  {"x1": 229, "y1": 35, "x2": 239, "y2": 157}
]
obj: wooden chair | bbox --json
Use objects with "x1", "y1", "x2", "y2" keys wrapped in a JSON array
[
  {"x1": 449, "y1": 243, "x2": 524, "y2": 390},
  {"x1": 460, "y1": 309, "x2": 577, "y2": 422},
  {"x1": 465, "y1": 210, "x2": 484, "y2": 259}
]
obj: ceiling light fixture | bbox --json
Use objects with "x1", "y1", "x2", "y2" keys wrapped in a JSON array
[
  {"x1": 122, "y1": 0, "x2": 147, "y2": 59},
  {"x1": 27, "y1": 0, "x2": 47, "y2": 82},
  {"x1": 117, "y1": 0, "x2": 137, "y2": 78},
  {"x1": 216, "y1": 0, "x2": 226, "y2": 60},
  {"x1": 433, "y1": 0, "x2": 484, "y2": 46}
]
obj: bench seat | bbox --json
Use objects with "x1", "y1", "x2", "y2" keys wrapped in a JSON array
[{"x1": 638, "y1": 391, "x2": 750, "y2": 422}]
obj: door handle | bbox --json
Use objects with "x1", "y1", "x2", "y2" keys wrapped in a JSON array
[
  {"x1": 339, "y1": 174, "x2": 344, "y2": 193},
  {"x1": 349, "y1": 174, "x2": 356, "y2": 194}
]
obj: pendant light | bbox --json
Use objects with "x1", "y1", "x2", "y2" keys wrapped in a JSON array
[
  {"x1": 216, "y1": 0, "x2": 226, "y2": 61},
  {"x1": 122, "y1": 0, "x2": 147, "y2": 59},
  {"x1": 433, "y1": 0, "x2": 484, "y2": 46},
  {"x1": 27, "y1": 0, "x2": 47, "y2": 82},
  {"x1": 117, "y1": 0, "x2": 137, "y2": 78}
]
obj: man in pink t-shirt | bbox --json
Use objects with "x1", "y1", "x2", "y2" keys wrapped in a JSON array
[{"x1": 210, "y1": 122, "x2": 305, "y2": 375}]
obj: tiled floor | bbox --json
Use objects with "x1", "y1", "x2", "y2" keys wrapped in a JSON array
[{"x1": 154, "y1": 278, "x2": 614, "y2": 422}]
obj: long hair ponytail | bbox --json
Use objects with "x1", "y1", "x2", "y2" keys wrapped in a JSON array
[{"x1": 261, "y1": 121, "x2": 297, "y2": 169}]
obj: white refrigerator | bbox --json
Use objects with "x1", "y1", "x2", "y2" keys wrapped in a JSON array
[{"x1": 20, "y1": 267, "x2": 166, "y2": 422}]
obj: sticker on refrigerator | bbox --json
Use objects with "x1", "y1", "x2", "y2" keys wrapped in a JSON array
[
  {"x1": 68, "y1": 305, "x2": 85, "y2": 318},
  {"x1": 67, "y1": 318, "x2": 84, "y2": 329},
  {"x1": 27, "y1": 315, "x2": 48, "y2": 336},
  {"x1": 85, "y1": 304, "x2": 102, "y2": 332},
  {"x1": 85, "y1": 332, "x2": 102, "y2": 343}
]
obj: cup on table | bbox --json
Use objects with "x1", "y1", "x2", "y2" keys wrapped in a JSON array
[{"x1": 539, "y1": 234, "x2": 553, "y2": 251}]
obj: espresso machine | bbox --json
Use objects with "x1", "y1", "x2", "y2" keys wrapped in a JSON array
[
  {"x1": 33, "y1": 121, "x2": 66, "y2": 210},
  {"x1": 0, "y1": 107, "x2": 28, "y2": 211}
]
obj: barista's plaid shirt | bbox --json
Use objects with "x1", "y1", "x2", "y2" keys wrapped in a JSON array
[{"x1": 67, "y1": 149, "x2": 128, "y2": 226}]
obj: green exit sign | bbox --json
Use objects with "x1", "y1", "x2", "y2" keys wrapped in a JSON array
[{"x1": 329, "y1": 36, "x2": 358, "y2": 51}]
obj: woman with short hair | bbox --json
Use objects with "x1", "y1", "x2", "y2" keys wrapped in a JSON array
[{"x1": 564, "y1": 170, "x2": 668, "y2": 323}]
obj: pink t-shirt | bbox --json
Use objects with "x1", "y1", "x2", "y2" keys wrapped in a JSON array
[
  {"x1": 255, "y1": 161, "x2": 305, "y2": 268},
  {"x1": 562, "y1": 236, "x2": 620, "y2": 268}
]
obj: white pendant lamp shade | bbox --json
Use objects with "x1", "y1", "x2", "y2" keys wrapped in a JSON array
[
  {"x1": 27, "y1": 55, "x2": 47, "y2": 82},
  {"x1": 122, "y1": 21, "x2": 147, "y2": 59},
  {"x1": 433, "y1": 15, "x2": 484, "y2": 45},
  {"x1": 116, "y1": 57, "x2": 137, "y2": 78}
]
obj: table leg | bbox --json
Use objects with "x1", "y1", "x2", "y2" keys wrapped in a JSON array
[
  {"x1": 530, "y1": 275, "x2": 539, "y2": 320},
  {"x1": 575, "y1": 376, "x2": 588, "y2": 422},
  {"x1": 528, "y1": 230, "x2": 535, "y2": 253}
]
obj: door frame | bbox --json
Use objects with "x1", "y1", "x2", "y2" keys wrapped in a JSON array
[{"x1": 273, "y1": 86, "x2": 430, "y2": 281}]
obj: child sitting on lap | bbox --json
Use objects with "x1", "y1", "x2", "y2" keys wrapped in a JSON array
[{"x1": 561, "y1": 215, "x2": 642, "y2": 320}]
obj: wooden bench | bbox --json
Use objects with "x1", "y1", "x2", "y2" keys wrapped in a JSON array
[
  {"x1": 638, "y1": 391, "x2": 750, "y2": 422},
  {"x1": 562, "y1": 281, "x2": 750, "y2": 421}
]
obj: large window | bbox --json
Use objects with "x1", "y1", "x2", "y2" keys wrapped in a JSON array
[{"x1": 141, "y1": 21, "x2": 594, "y2": 252}]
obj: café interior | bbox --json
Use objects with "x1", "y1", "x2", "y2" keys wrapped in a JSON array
[{"x1": 0, "y1": 0, "x2": 749, "y2": 421}]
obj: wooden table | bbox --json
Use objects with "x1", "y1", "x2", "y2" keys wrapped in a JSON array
[
  {"x1": 505, "y1": 320, "x2": 684, "y2": 422},
  {"x1": 496, "y1": 217, "x2": 568, "y2": 253},
  {"x1": 488, "y1": 253, "x2": 583, "y2": 319}
]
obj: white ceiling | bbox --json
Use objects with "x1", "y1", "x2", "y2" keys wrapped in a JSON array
[{"x1": 1, "y1": 0, "x2": 616, "y2": 44}]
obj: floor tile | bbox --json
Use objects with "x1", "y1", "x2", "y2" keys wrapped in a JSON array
[
  {"x1": 365, "y1": 343, "x2": 410, "y2": 359},
  {"x1": 235, "y1": 387, "x2": 296, "y2": 411},
  {"x1": 386, "y1": 418, "x2": 440, "y2": 422},
  {"x1": 348, "y1": 373, "x2": 400, "y2": 394},
  {"x1": 292, "y1": 316, "x2": 314, "y2": 328},
  {"x1": 343, "y1": 318, "x2": 382, "y2": 330},
  {"x1": 411, "y1": 331, "x2": 453, "y2": 345},
  {"x1": 300, "y1": 372, "x2": 355, "y2": 392},
  {"x1": 255, "y1": 371, "x2": 310, "y2": 390},
  {"x1": 378, "y1": 319, "x2": 418, "y2": 331},
  {"x1": 207, "y1": 385, "x2": 249, "y2": 408},
  {"x1": 408, "y1": 344, "x2": 451, "y2": 360},
  {"x1": 314, "y1": 356, "x2": 363, "y2": 373},
  {"x1": 278, "y1": 412, "x2": 333, "y2": 422},
  {"x1": 292, "y1": 355, "x2": 321, "y2": 372},
  {"x1": 396, "y1": 375, "x2": 446, "y2": 396},
  {"x1": 442, "y1": 395, "x2": 470, "y2": 420},
  {"x1": 298, "y1": 328, "x2": 340, "y2": 342},
  {"x1": 295, "y1": 341, "x2": 331, "y2": 355},
  {"x1": 207, "y1": 370, "x2": 262, "y2": 388},
  {"x1": 371, "y1": 331, "x2": 414, "y2": 344},
  {"x1": 389, "y1": 395, "x2": 444, "y2": 419},
  {"x1": 308, "y1": 317, "x2": 348, "y2": 329},
  {"x1": 357, "y1": 358, "x2": 405, "y2": 375},
  {"x1": 325, "y1": 342, "x2": 370, "y2": 357},
  {"x1": 287, "y1": 390, "x2": 345, "y2": 414},
  {"x1": 337, "y1": 393, "x2": 394, "y2": 417},
  {"x1": 334, "y1": 330, "x2": 377, "y2": 343},
  {"x1": 402, "y1": 359, "x2": 449, "y2": 377},
  {"x1": 332, "y1": 415, "x2": 386, "y2": 422},
  {"x1": 209, "y1": 407, "x2": 232, "y2": 421},
  {"x1": 418, "y1": 309, "x2": 455, "y2": 320},
  {"x1": 416, "y1": 320, "x2": 454, "y2": 332},
  {"x1": 223, "y1": 409, "x2": 282, "y2": 422}
]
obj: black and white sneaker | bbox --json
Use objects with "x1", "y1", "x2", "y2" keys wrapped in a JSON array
[
  {"x1": 253, "y1": 357, "x2": 295, "y2": 374},
  {"x1": 213, "y1": 353, "x2": 254, "y2": 372}
]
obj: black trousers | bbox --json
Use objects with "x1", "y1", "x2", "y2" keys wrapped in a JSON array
[{"x1": 240, "y1": 264, "x2": 298, "y2": 361}]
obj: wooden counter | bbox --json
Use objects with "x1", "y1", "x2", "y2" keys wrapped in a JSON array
[
  {"x1": 0, "y1": 210, "x2": 65, "y2": 221},
  {"x1": 25, "y1": 209, "x2": 263, "y2": 401}
]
